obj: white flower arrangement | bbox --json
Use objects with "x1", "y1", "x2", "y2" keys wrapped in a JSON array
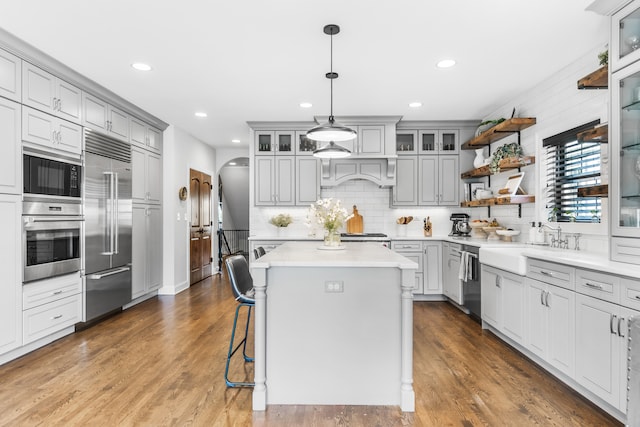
[
  {"x1": 269, "y1": 213, "x2": 293, "y2": 227},
  {"x1": 306, "y1": 198, "x2": 350, "y2": 233}
]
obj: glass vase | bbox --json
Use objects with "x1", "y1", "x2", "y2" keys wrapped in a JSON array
[{"x1": 324, "y1": 229, "x2": 341, "y2": 247}]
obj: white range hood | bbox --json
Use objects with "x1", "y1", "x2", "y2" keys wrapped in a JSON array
[{"x1": 319, "y1": 156, "x2": 397, "y2": 188}]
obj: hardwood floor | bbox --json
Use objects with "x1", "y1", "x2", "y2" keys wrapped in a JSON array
[{"x1": 0, "y1": 274, "x2": 621, "y2": 426}]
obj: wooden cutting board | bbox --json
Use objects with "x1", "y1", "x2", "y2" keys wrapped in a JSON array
[{"x1": 346, "y1": 205, "x2": 363, "y2": 234}]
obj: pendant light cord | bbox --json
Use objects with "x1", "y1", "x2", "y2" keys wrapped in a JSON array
[{"x1": 329, "y1": 30, "x2": 334, "y2": 122}]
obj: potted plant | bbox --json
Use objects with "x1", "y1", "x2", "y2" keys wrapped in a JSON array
[{"x1": 488, "y1": 142, "x2": 523, "y2": 174}]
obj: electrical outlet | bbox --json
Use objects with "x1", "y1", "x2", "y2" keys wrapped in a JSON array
[
  {"x1": 176, "y1": 213, "x2": 180, "y2": 221},
  {"x1": 325, "y1": 281, "x2": 343, "y2": 293}
]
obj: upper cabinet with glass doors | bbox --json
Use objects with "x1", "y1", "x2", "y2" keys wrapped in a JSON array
[
  {"x1": 254, "y1": 131, "x2": 295, "y2": 155},
  {"x1": 610, "y1": 0, "x2": 640, "y2": 262},
  {"x1": 418, "y1": 130, "x2": 459, "y2": 154},
  {"x1": 612, "y1": 0, "x2": 640, "y2": 72}
]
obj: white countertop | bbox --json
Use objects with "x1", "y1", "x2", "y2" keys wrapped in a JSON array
[
  {"x1": 251, "y1": 241, "x2": 418, "y2": 269},
  {"x1": 479, "y1": 245, "x2": 640, "y2": 279}
]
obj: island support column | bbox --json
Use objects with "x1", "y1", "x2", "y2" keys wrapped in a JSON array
[
  {"x1": 251, "y1": 266, "x2": 267, "y2": 410},
  {"x1": 400, "y1": 268, "x2": 415, "y2": 412}
]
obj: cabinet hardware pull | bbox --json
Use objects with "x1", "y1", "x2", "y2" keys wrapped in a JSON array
[
  {"x1": 618, "y1": 317, "x2": 625, "y2": 337},
  {"x1": 610, "y1": 314, "x2": 617, "y2": 334},
  {"x1": 52, "y1": 314, "x2": 63, "y2": 320},
  {"x1": 635, "y1": 295, "x2": 640, "y2": 300},
  {"x1": 58, "y1": 99, "x2": 62, "y2": 111},
  {"x1": 585, "y1": 282, "x2": 603, "y2": 290},
  {"x1": 52, "y1": 290, "x2": 63, "y2": 295},
  {"x1": 540, "y1": 270, "x2": 553, "y2": 276},
  {"x1": 544, "y1": 291, "x2": 550, "y2": 307},
  {"x1": 495, "y1": 276, "x2": 501, "y2": 288},
  {"x1": 540, "y1": 290, "x2": 544, "y2": 305}
]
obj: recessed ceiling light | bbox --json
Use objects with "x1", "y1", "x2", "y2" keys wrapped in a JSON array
[
  {"x1": 131, "y1": 62, "x2": 152, "y2": 71},
  {"x1": 409, "y1": 102, "x2": 423, "y2": 108},
  {"x1": 232, "y1": 139, "x2": 241, "y2": 143},
  {"x1": 300, "y1": 102, "x2": 313, "y2": 108},
  {"x1": 194, "y1": 112, "x2": 208, "y2": 118},
  {"x1": 436, "y1": 59, "x2": 456, "y2": 68}
]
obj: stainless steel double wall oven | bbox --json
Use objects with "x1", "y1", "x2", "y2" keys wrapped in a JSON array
[{"x1": 22, "y1": 149, "x2": 83, "y2": 283}]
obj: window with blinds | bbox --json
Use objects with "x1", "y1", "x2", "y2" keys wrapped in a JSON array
[{"x1": 544, "y1": 120, "x2": 601, "y2": 222}]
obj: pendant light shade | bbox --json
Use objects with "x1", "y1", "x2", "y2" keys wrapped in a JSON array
[
  {"x1": 310, "y1": 24, "x2": 356, "y2": 158},
  {"x1": 312, "y1": 141, "x2": 352, "y2": 158}
]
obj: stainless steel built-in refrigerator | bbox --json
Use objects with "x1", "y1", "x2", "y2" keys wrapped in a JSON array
[{"x1": 83, "y1": 129, "x2": 132, "y2": 321}]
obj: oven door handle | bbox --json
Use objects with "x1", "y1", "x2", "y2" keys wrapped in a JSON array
[
  {"x1": 24, "y1": 216, "x2": 84, "y2": 223},
  {"x1": 88, "y1": 266, "x2": 130, "y2": 280}
]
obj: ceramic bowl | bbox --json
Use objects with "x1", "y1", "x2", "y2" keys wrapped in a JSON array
[{"x1": 495, "y1": 229, "x2": 521, "y2": 242}]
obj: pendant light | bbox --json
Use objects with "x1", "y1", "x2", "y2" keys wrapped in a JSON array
[{"x1": 309, "y1": 24, "x2": 356, "y2": 158}]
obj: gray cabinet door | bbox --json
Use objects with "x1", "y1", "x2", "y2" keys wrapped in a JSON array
[
  {"x1": 0, "y1": 48, "x2": 21, "y2": 102},
  {"x1": 418, "y1": 156, "x2": 438, "y2": 205},
  {"x1": 0, "y1": 98, "x2": 20, "y2": 194},
  {"x1": 275, "y1": 156, "x2": 295, "y2": 205},
  {"x1": 255, "y1": 156, "x2": 275, "y2": 205},
  {"x1": 132, "y1": 205, "x2": 147, "y2": 299},
  {"x1": 296, "y1": 157, "x2": 319, "y2": 206},
  {"x1": 392, "y1": 157, "x2": 417, "y2": 206},
  {"x1": 439, "y1": 155, "x2": 459, "y2": 205},
  {"x1": 423, "y1": 242, "x2": 442, "y2": 294}
]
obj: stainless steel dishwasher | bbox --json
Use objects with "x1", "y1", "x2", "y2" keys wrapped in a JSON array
[{"x1": 461, "y1": 244, "x2": 481, "y2": 322}]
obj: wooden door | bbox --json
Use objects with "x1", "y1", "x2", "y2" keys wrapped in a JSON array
[{"x1": 189, "y1": 169, "x2": 212, "y2": 285}]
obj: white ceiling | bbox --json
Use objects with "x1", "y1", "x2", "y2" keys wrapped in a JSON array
[{"x1": 0, "y1": 1, "x2": 608, "y2": 149}]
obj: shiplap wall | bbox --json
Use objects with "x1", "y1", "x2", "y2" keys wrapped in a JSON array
[{"x1": 480, "y1": 43, "x2": 609, "y2": 253}]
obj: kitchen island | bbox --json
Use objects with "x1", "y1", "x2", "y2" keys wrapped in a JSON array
[{"x1": 250, "y1": 241, "x2": 418, "y2": 411}]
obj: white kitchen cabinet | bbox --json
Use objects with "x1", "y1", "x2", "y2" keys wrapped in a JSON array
[
  {"x1": 22, "y1": 106, "x2": 82, "y2": 155},
  {"x1": 254, "y1": 155, "x2": 295, "y2": 206},
  {"x1": 255, "y1": 131, "x2": 295, "y2": 156},
  {"x1": 23, "y1": 293, "x2": 82, "y2": 344},
  {"x1": 418, "y1": 155, "x2": 459, "y2": 206},
  {"x1": 0, "y1": 97, "x2": 21, "y2": 195},
  {"x1": 0, "y1": 48, "x2": 21, "y2": 102},
  {"x1": 82, "y1": 92, "x2": 130, "y2": 141},
  {"x1": 295, "y1": 157, "x2": 319, "y2": 206},
  {"x1": 575, "y1": 293, "x2": 637, "y2": 412},
  {"x1": 482, "y1": 265, "x2": 526, "y2": 345},
  {"x1": 0, "y1": 194, "x2": 21, "y2": 355},
  {"x1": 132, "y1": 205, "x2": 163, "y2": 299},
  {"x1": 130, "y1": 117, "x2": 162, "y2": 154},
  {"x1": 334, "y1": 125, "x2": 385, "y2": 156},
  {"x1": 22, "y1": 62, "x2": 82, "y2": 124},
  {"x1": 611, "y1": 0, "x2": 640, "y2": 73},
  {"x1": 392, "y1": 241, "x2": 424, "y2": 294},
  {"x1": 294, "y1": 131, "x2": 317, "y2": 156},
  {"x1": 392, "y1": 157, "x2": 418, "y2": 206},
  {"x1": 418, "y1": 129, "x2": 459, "y2": 154},
  {"x1": 442, "y1": 242, "x2": 462, "y2": 304},
  {"x1": 423, "y1": 241, "x2": 442, "y2": 294},
  {"x1": 525, "y1": 277, "x2": 575, "y2": 377},
  {"x1": 481, "y1": 265, "x2": 501, "y2": 329},
  {"x1": 132, "y1": 145, "x2": 162, "y2": 205}
]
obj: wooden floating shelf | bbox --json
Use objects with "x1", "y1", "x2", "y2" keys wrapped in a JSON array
[
  {"x1": 461, "y1": 156, "x2": 535, "y2": 179},
  {"x1": 461, "y1": 118, "x2": 537, "y2": 149},
  {"x1": 460, "y1": 195, "x2": 535, "y2": 208},
  {"x1": 577, "y1": 66, "x2": 608, "y2": 89},
  {"x1": 577, "y1": 124, "x2": 608, "y2": 143},
  {"x1": 577, "y1": 184, "x2": 608, "y2": 198}
]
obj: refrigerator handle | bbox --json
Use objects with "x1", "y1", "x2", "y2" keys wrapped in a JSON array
[
  {"x1": 102, "y1": 171, "x2": 115, "y2": 255},
  {"x1": 114, "y1": 172, "x2": 119, "y2": 254}
]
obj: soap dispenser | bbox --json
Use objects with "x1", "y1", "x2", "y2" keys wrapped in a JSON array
[{"x1": 529, "y1": 222, "x2": 537, "y2": 243}]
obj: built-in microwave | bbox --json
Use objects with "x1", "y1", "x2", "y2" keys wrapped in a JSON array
[{"x1": 23, "y1": 153, "x2": 81, "y2": 199}]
